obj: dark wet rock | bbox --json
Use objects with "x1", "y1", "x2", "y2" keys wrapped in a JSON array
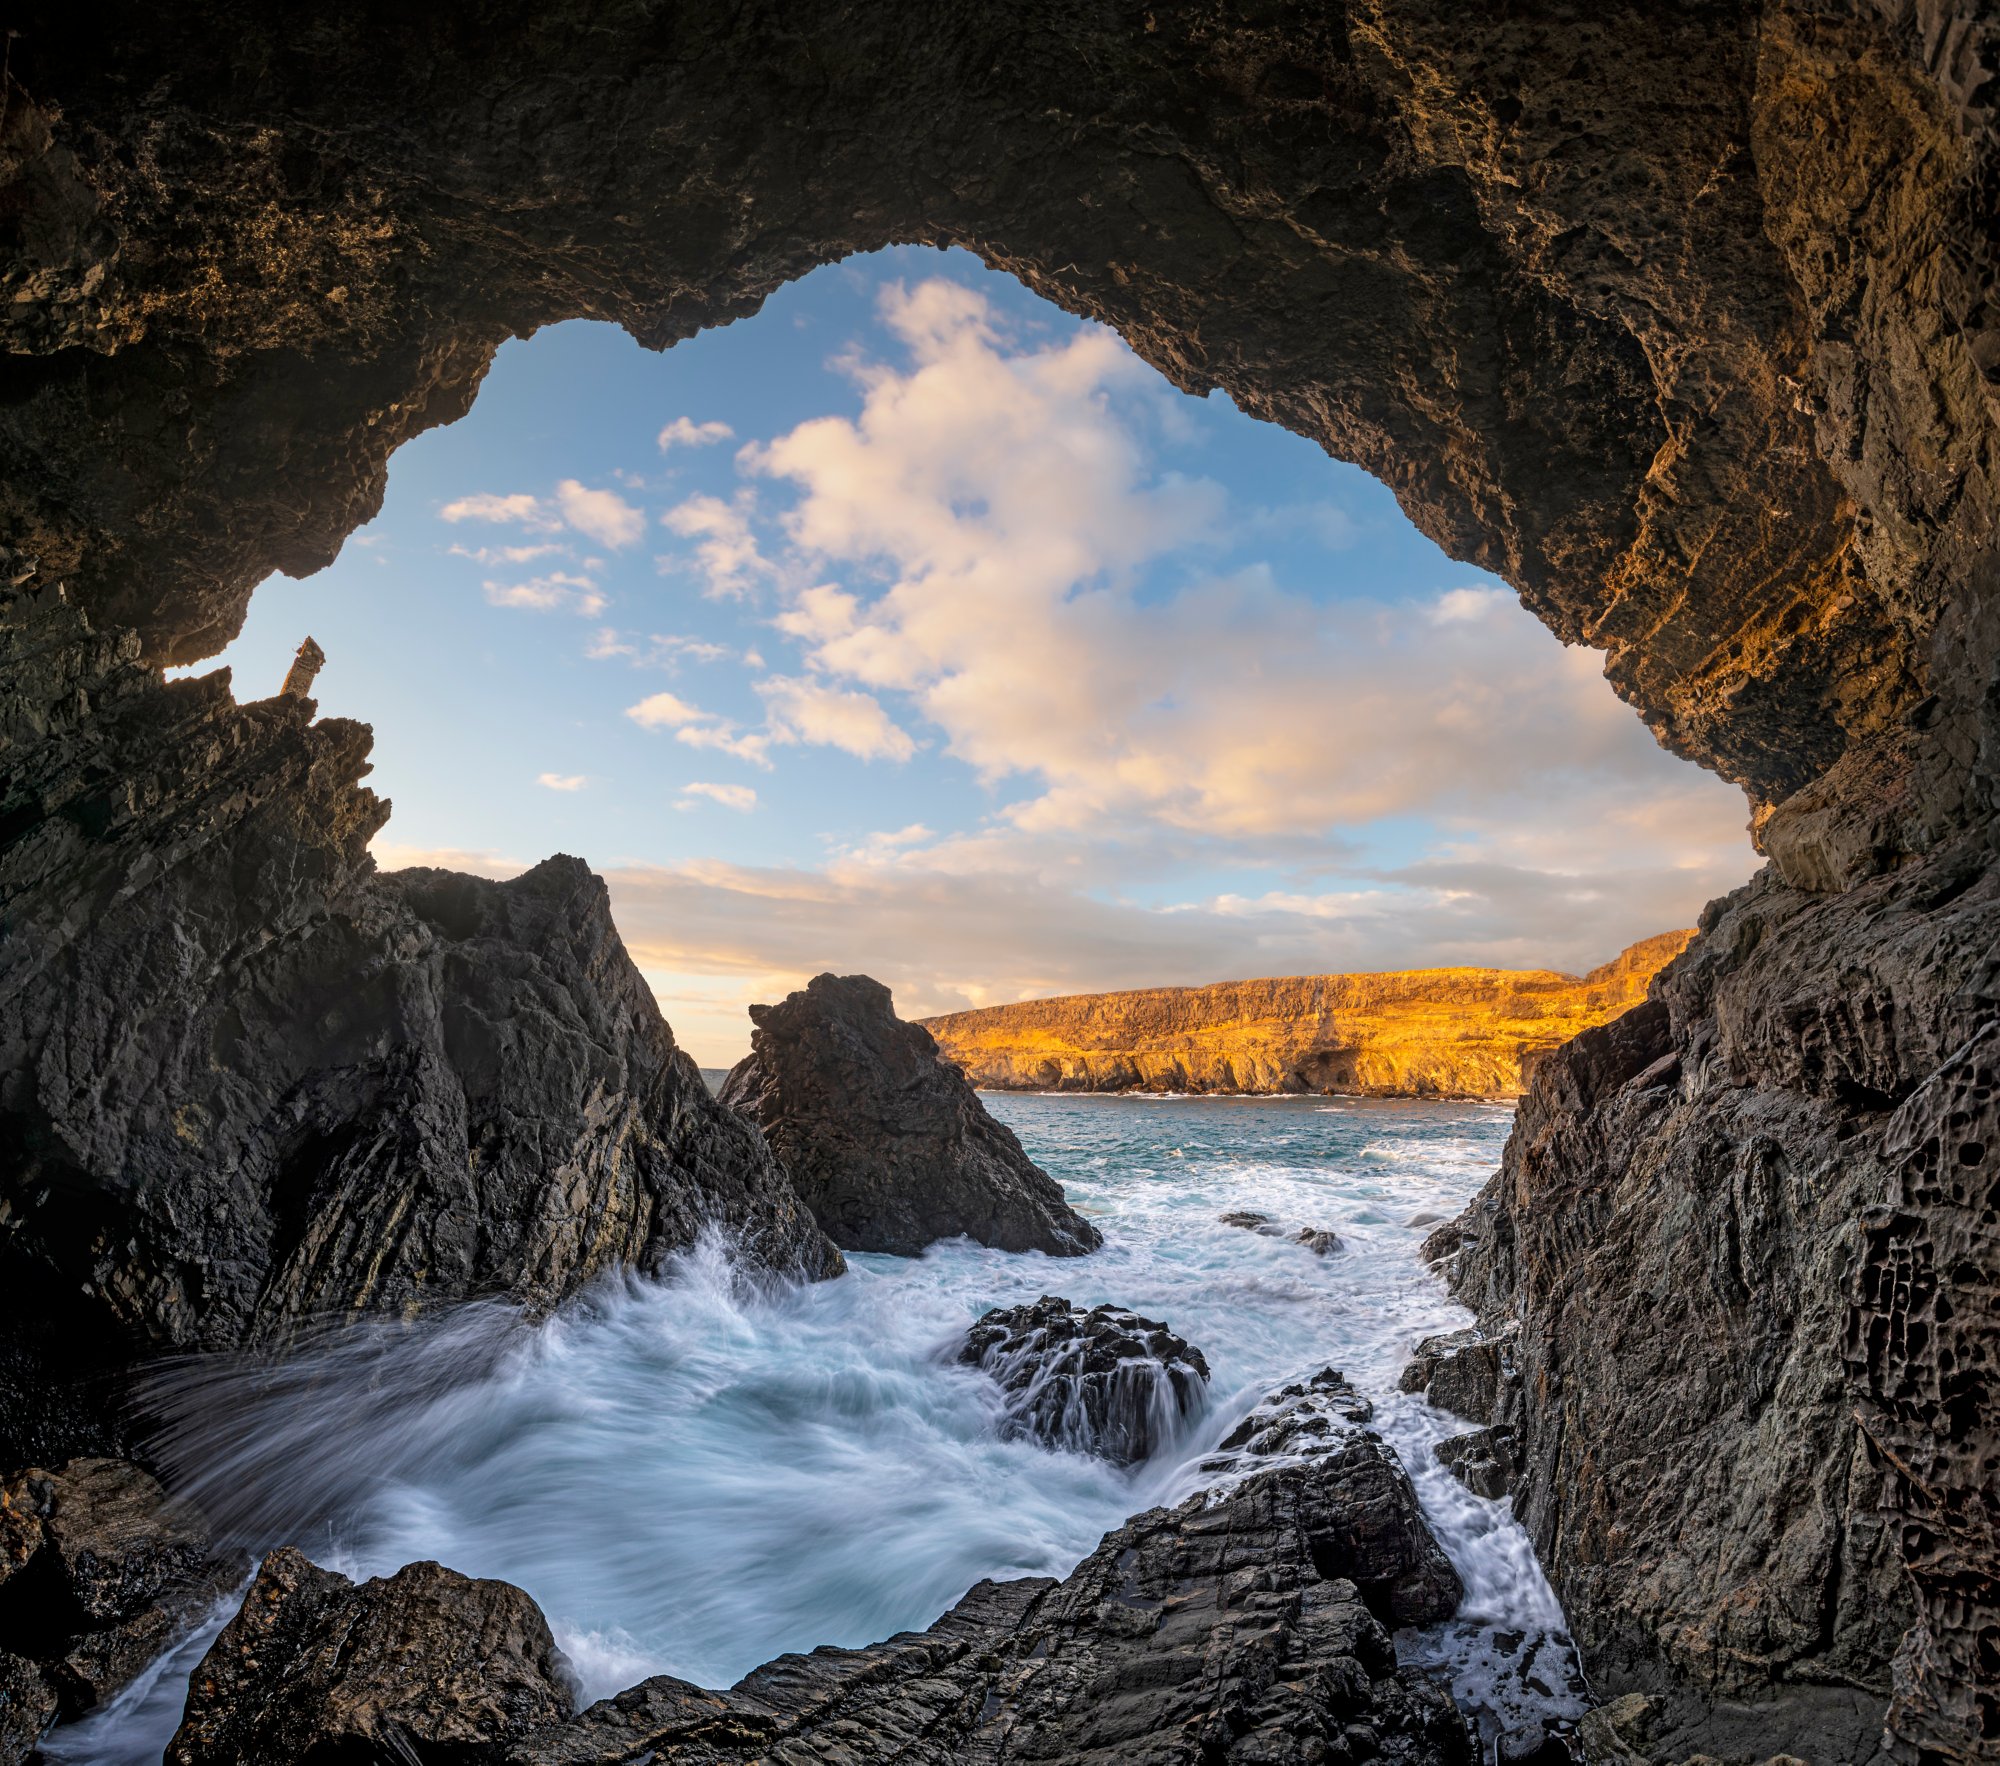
[
  {"x1": 1399, "y1": 1328, "x2": 1515, "y2": 1428},
  {"x1": 0, "y1": 1653, "x2": 57, "y2": 1765},
  {"x1": 1435, "y1": 1427, "x2": 1517, "y2": 1501},
  {"x1": 508, "y1": 1457, "x2": 1471, "y2": 1765},
  {"x1": 721, "y1": 975, "x2": 1099, "y2": 1258},
  {"x1": 1219, "y1": 1210, "x2": 1283, "y2": 1235},
  {"x1": 0, "y1": 582, "x2": 839, "y2": 1461},
  {"x1": 958, "y1": 1295, "x2": 1208, "y2": 1466},
  {"x1": 1197, "y1": 1369, "x2": 1463, "y2": 1629},
  {"x1": 167, "y1": 1547, "x2": 574, "y2": 1766},
  {"x1": 1295, "y1": 1226, "x2": 1342, "y2": 1256},
  {"x1": 0, "y1": 1458, "x2": 242, "y2": 1747}
]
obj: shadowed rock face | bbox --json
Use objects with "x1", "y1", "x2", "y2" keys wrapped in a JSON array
[
  {"x1": 721, "y1": 975, "x2": 1100, "y2": 1257},
  {"x1": 922, "y1": 934, "x2": 1694, "y2": 1096},
  {"x1": 0, "y1": 1, "x2": 1996, "y2": 1756},
  {"x1": 0, "y1": 579, "x2": 839, "y2": 1462}
]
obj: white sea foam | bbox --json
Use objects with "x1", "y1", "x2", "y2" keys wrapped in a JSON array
[{"x1": 52, "y1": 1093, "x2": 1583, "y2": 1762}]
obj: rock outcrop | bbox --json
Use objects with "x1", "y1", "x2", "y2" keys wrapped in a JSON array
[
  {"x1": 721, "y1": 975, "x2": 1100, "y2": 1257},
  {"x1": 958, "y1": 1295, "x2": 1211, "y2": 1466},
  {"x1": 0, "y1": 1458, "x2": 243, "y2": 1757},
  {"x1": 0, "y1": 579, "x2": 839, "y2": 1463},
  {"x1": 921, "y1": 935, "x2": 1695, "y2": 1096},
  {"x1": 167, "y1": 1548, "x2": 574, "y2": 1766},
  {"x1": 505, "y1": 1434, "x2": 1468, "y2": 1763},
  {"x1": 1438, "y1": 829, "x2": 1999, "y2": 1761},
  {"x1": 1, "y1": 2, "x2": 1996, "y2": 1756}
]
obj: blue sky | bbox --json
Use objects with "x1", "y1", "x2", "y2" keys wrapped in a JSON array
[{"x1": 200, "y1": 247, "x2": 1755, "y2": 1063}]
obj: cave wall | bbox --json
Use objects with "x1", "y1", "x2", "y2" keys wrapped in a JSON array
[{"x1": 0, "y1": 1, "x2": 1995, "y2": 1759}]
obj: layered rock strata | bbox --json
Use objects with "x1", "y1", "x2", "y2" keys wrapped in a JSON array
[
  {"x1": 958, "y1": 1294, "x2": 1211, "y2": 1466},
  {"x1": 0, "y1": 0, "x2": 1996, "y2": 1756},
  {"x1": 721, "y1": 975, "x2": 1100, "y2": 1257},
  {"x1": 0, "y1": 580, "x2": 839, "y2": 1463},
  {"x1": 923, "y1": 936, "x2": 1695, "y2": 1096}
]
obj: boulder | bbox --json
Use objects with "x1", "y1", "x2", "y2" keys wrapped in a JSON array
[
  {"x1": 0, "y1": 1458, "x2": 243, "y2": 1747},
  {"x1": 1399, "y1": 1327, "x2": 1514, "y2": 1427},
  {"x1": 167, "y1": 1547, "x2": 574, "y2": 1766},
  {"x1": 721, "y1": 974, "x2": 1099, "y2": 1257},
  {"x1": 958, "y1": 1295, "x2": 1209, "y2": 1466}
]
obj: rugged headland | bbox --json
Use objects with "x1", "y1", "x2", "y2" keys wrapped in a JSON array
[
  {"x1": 922, "y1": 933, "x2": 1694, "y2": 1097},
  {"x1": 1, "y1": 2, "x2": 1995, "y2": 1761}
]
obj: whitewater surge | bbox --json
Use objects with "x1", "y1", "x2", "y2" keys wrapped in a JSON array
[{"x1": 50, "y1": 1092, "x2": 1581, "y2": 1763}]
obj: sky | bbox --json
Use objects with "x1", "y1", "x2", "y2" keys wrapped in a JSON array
[{"x1": 193, "y1": 246, "x2": 1758, "y2": 1065}]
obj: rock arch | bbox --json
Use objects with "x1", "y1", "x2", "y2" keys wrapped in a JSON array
[{"x1": 1, "y1": 3, "x2": 1994, "y2": 1758}]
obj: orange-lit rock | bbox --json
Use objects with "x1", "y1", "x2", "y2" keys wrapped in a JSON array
[{"x1": 921, "y1": 932, "x2": 1692, "y2": 1097}]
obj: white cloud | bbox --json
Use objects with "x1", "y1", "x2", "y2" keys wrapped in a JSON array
[
  {"x1": 658, "y1": 417, "x2": 736, "y2": 451},
  {"x1": 660, "y1": 493, "x2": 779, "y2": 599},
  {"x1": 448, "y1": 542, "x2": 566, "y2": 566},
  {"x1": 537, "y1": 772, "x2": 587, "y2": 792},
  {"x1": 555, "y1": 480, "x2": 646, "y2": 549},
  {"x1": 756, "y1": 675, "x2": 915, "y2": 762},
  {"x1": 483, "y1": 572, "x2": 606, "y2": 618},
  {"x1": 676, "y1": 781, "x2": 758, "y2": 813},
  {"x1": 625, "y1": 691, "x2": 711, "y2": 729},
  {"x1": 440, "y1": 492, "x2": 556, "y2": 528},
  {"x1": 674, "y1": 723, "x2": 773, "y2": 768}
]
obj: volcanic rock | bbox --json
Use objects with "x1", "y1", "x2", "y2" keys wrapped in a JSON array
[
  {"x1": 721, "y1": 975, "x2": 1100, "y2": 1257},
  {"x1": 0, "y1": 1459, "x2": 242, "y2": 1750},
  {"x1": 958, "y1": 1294, "x2": 1208, "y2": 1466},
  {"x1": 0, "y1": 580, "x2": 839, "y2": 1461},
  {"x1": 506, "y1": 1453, "x2": 1470, "y2": 1764},
  {"x1": 167, "y1": 1547, "x2": 574, "y2": 1766},
  {"x1": 2, "y1": 4, "x2": 1998, "y2": 1757},
  {"x1": 923, "y1": 936, "x2": 1694, "y2": 1096}
]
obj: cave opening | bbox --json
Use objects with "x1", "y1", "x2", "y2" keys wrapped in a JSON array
[{"x1": 190, "y1": 245, "x2": 1755, "y2": 1068}]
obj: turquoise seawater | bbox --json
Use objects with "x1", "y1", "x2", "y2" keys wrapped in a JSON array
[{"x1": 50, "y1": 1091, "x2": 1581, "y2": 1762}]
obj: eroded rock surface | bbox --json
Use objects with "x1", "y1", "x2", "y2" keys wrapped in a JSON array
[
  {"x1": 508, "y1": 1456, "x2": 1468, "y2": 1764},
  {"x1": 0, "y1": 1458, "x2": 242, "y2": 1756},
  {"x1": 0, "y1": 580, "x2": 839, "y2": 1461},
  {"x1": 958, "y1": 1294, "x2": 1210, "y2": 1466},
  {"x1": 924, "y1": 936, "x2": 1694, "y2": 1096},
  {"x1": 721, "y1": 974, "x2": 1100, "y2": 1257},
  {"x1": 1442, "y1": 829, "x2": 1999, "y2": 1761},
  {"x1": 167, "y1": 1547, "x2": 574, "y2": 1766}
]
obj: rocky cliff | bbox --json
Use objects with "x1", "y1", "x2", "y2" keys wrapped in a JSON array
[
  {"x1": 922, "y1": 933, "x2": 1694, "y2": 1096},
  {"x1": 0, "y1": 576, "x2": 839, "y2": 1466},
  {"x1": 0, "y1": 2, "x2": 1995, "y2": 1758}
]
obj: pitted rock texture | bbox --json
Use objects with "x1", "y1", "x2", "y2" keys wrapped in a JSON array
[
  {"x1": 958, "y1": 1294, "x2": 1210, "y2": 1467},
  {"x1": 0, "y1": 580, "x2": 839, "y2": 1461},
  {"x1": 721, "y1": 974, "x2": 1100, "y2": 1257},
  {"x1": 505, "y1": 1452, "x2": 1469, "y2": 1765},
  {"x1": 1442, "y1": 827, "x2": 2000, "y2": 1762},
  {"x1": 0, "y1": 1458, "x2": 242, "y2": 1756},
  {"x1": 167, "y1": 1547, "x2": 574, "y2": 1766},
  {"x1": 923, "y1": 935, "x2": 1694, "y2": 1097}
]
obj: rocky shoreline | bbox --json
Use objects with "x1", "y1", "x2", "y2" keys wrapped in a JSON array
[{"x1": 1, "y1": 1, "x2": 1996, "y2": 1759}]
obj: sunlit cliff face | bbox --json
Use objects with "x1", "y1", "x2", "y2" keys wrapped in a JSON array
[{"x1": 207, "y1": 248, "x2": 1756, "y2": 1064}]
